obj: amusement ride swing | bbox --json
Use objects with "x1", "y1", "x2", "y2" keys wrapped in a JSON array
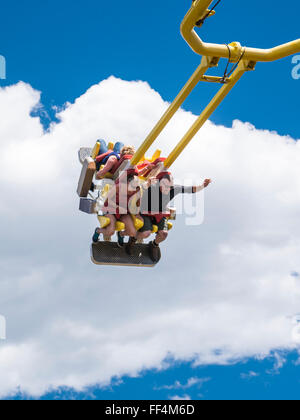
[{"x1": 77, "y1": 0, "x2": 300, "y2": 267}]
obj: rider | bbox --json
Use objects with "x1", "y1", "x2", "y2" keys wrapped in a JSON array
[
  {"x1": 127, "y1": 172, "x2": 212, "y2": 262},
  {"x1": 95, "y1": 143, "x2": 133, "y2": 180},
  {"x1": 92, "y1": 168, "x2": 140, "y2": 244}
]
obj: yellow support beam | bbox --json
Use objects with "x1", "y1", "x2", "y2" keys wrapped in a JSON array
[
  {"x1": 182, "y1": 0, "x2": 300, "y2": 62},
  {"x1": 122, "y1": 1, "x2": 300, "y2": 177},
  {"x1": 164, "y1": 59, "x2": 255, "y2": 168},
  {"x1": 130, "y1": 55, "x2": 218, "y2": 166},
  {"x1": 201, "y1": 75, "x2": 230, "y2": 83}
]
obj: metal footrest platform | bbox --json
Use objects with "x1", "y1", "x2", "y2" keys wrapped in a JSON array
[{"x1": 91, "y1": 242, "x2": 157, "y2": 267}]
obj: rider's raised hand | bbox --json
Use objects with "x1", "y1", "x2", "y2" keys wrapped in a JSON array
[{"x1": 204, "y1": 179, "x2": 212, "y2": 188}]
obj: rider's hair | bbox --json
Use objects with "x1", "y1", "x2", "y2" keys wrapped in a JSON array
[
  {"x1": 127, "y1": 173, "x2": 136, "y2": 183},
  {"x1": 121, "y1": 145, "x2": 136, "y2": 156},
  {"x1": 160, "y1": 174, "x2": 171, "y2": 182}
]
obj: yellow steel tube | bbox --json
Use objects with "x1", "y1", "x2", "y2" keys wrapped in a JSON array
[
  {"x1": 130, "y1": 56, "x2": 215, "y2": 166},
  {"x1": 244, "y1": 41, "x2": 300, "y2": 63},
  {"x1": 182, "y1": 0, "x2": 300, "y2": 62},
  {"x1": 164, "y1": 60, "x2": 249, "y2": 168}
]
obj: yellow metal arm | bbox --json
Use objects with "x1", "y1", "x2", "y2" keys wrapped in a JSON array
[
  {"x1": 164, "y1": 59, "x2": 255, "y2": 168},
  {"x1": 131, "y1": 56, "x2": 218, "y2": 166},
  {"x1": 128, "y1": 1, "x2": 299, "y2": 173},
  {"x1": 182, "y1": 0, "x2": 300, "y2": 62}
]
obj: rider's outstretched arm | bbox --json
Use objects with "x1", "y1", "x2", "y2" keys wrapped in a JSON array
[
  {"x1": 192, "y1": 178, "x2": 212, "y2": 193},
  {"x1": 173, "y1": 179, "x2": 212, "y2": 196}
]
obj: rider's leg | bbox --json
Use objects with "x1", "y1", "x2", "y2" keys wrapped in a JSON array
[
  {"x1": 154, "y1": 230, "x2": 168, "y2": 245},
  {"x1": 154, "y1": 218, "x2": 169, "y2": 245},
  {"x1": 120, "y1": 214, "x2": 139, "y2": 255},
  {"x1": 135, "y1": 215, "x2": 152, "y2": 241},
  {"x1": 119, "y1": 214, "x2": 137, "y2": 238},
  {"x1": 95, "y1": 214, "x2": 117, "y2": 238},
  {"x1": 136, "y1": 215, "x2": 153, "y2": 241},
  {"x1": 119, "y1": 215, "x2": 139, "y2": 255},
  {"x1": 137, "y1": 230, "x2": 152, "y2": 240},
  {"x1": 149, "y1": 218, "x2": 168, "y2": 262}
]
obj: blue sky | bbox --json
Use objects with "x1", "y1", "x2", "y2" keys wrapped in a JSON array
[
  {"x1": 1, "y1": 0, "x2": 300, "y2": 137},
  {"x1": 8, "y1": 352, "x2": 300, "y2": 401},
  {"x1": 39, "y1": 351, "x2": 300, "y2": 400},
  {"x1": 1, "y1": 0, "x2": 300, "y2": 400}
]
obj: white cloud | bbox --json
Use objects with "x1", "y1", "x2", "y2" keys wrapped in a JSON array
[
  {"x1": 0, "y1": 77, "x2": 300, "y2": 397},
  {"x1": 265, "y1": 352, "x2": 287, "y2": 375},
  {"x1": 170, "y1": 394, "x2": 191, "y2": 401},
  {"x1": 155, "y1": 377, "x2": 210, "y2": 391},
  {"x1": 240, "y1": 371, "x2": 260, "y2": 380}
]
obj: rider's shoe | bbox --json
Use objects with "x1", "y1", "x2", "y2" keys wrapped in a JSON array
[
  {"x1": 149, "y1": 241, "x2": 161, "y2": 263},
  {"x1": 117, "y1": 232, "x2": 125, "y2": 248},
  {"x1": 92, "y1": 228, "x2": 100, "y2": 244},
  {"x1": 126, "y1": 237, "x2": 137, "y2": 255}
]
